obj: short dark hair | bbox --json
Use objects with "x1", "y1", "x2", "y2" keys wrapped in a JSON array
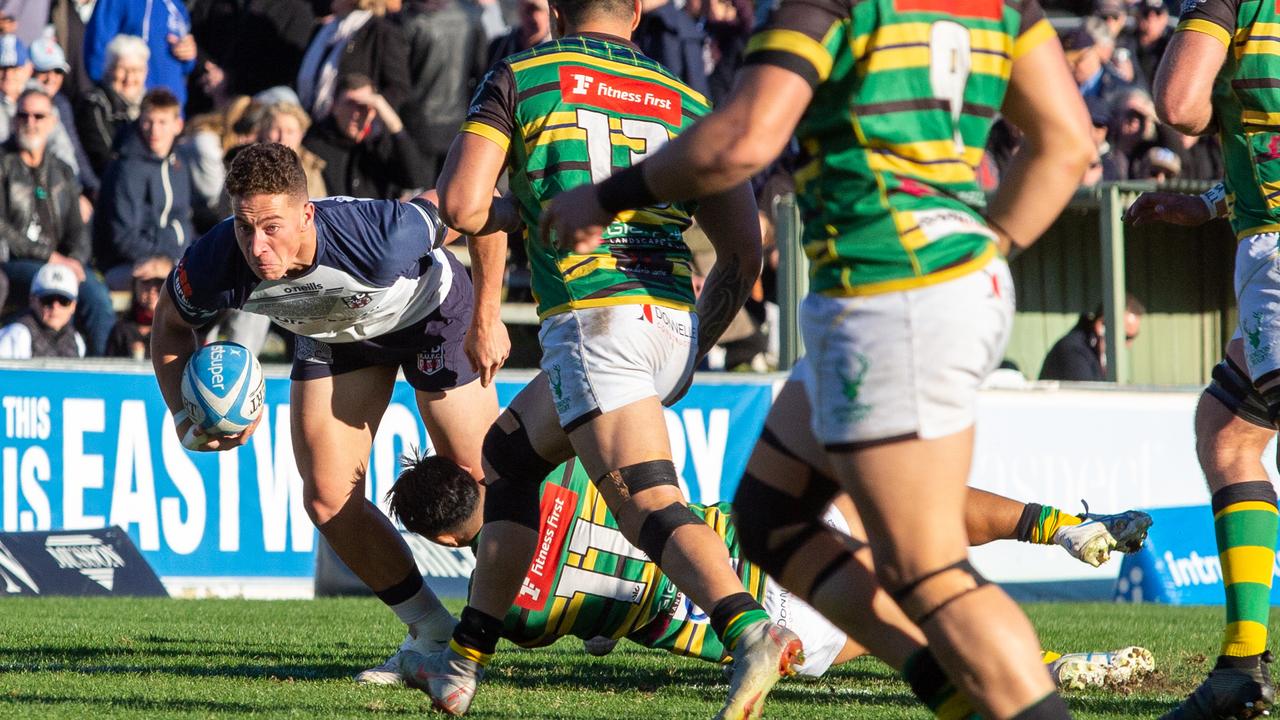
[
  {"x1": 225, "y1": 143, "x2": 309, "y2": 200},
  {"x1": 385, "y1": 452, "x2": 480, "y2": 540},
  {"x1": 550, "y1": 0, "x2": 633, "y2": 26},
  {"x1": 335, "y1": 72, "x2": 373, "y2": 96},
  {"x1": 140, "y1": 87, "x2": 181, "y2": 115}
]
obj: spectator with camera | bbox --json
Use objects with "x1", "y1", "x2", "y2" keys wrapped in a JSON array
[
  {"x1": 93, "y1": 87, "x2": 194, "y2": 289},
  {"x1": 0, "y1": 87, "x2": 115, "y2": 356},
  {"x1": 302, "y1": 72, "x2": 426, "y2": 199}
]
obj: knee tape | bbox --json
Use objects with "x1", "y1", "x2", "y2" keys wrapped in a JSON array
[
  {"x1": 480, "y1": 412, "x2": 555, "y2": 530},
  {"x1": 1208, "y1": 359, "x2": 1274, "y2": 429},
  {"x1": 637, "y1": 502, "x2": 705, "y2": 563},
  {"x1": 732, "y1": 471, "x2": 839, "y2": 577},
  {"x1": 482, "y1": 410, "x2": 557, "y2": 485},
  {"x1": 593, "y1": 460, "x2": 680, "y2": 502},
  {"x1": 888, "y1": 559, "x2": 990, "y2": 626}
]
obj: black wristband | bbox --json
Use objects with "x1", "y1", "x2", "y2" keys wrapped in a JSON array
[{"x1": 597, "y1": 164, "x2": 658, "y2": 215}]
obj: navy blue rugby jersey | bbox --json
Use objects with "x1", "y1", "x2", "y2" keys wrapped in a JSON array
[{"x1": 166, "y1": 197, "x2": 456, "y2": 343}]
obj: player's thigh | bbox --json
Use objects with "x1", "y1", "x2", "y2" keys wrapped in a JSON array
[
  {"x1": 1234, "y1": 232, "x2": 1280, "y2": 387},
  {"x1": 290, "y1": 363, "x2": 398, "y2": 509},
  {"x1": 493, "y1": 371, "x2": 577, "y2": 469},
  {"x1": 415, "y1": 377, "x2": 500, "y2": 479},
  {"x1": 1198, "y1": 339, "x2": 1277, "y2": 487}
]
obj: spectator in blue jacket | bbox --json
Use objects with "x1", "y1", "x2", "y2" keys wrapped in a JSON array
[
  {"x1": 83, "y1": 0, "x2": 197, "y2": 107},
  {"x1": 93, "y1": 88, "x2": 193, "y2": 289},
  {"x1": 633, "y1": 0, "x2": 708, "y2": 98}
]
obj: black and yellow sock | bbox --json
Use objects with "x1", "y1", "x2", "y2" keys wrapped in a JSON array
[
  {"x1": 1213, "y1": 481, "x2": 1279, "y2": 658},
  {"x1": 1015, "y1": 503, "x2": 1083, "y2": 545},
  {"x1": 902, "y1": 648, "x2": 979, "y2": 720},
  {"x1": 709, "y1": 592, "x2": 770, "y2": 651},
  {"x1": 449, "y1": 606, "x2": 503, "y2": 666}
]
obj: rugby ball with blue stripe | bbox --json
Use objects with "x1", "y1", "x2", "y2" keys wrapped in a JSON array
[{"x1": 180, "y1": 341, "x2": 265, "y2": 434}]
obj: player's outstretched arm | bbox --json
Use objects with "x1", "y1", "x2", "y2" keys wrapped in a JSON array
[
  {"x1": 436, "y1": 133, "x2": 521, "y2": 237},
  {"x1": 1153, "y1": 31, "x2": 1227, "y2": 136},
  {"x1": 151, "y1": 291, "x2": 256, "y2": 451},
  {"x1": 691, "y1": 183, "x2": 764, "y2": 360},
  {"x1": 986, "y1": 36, "x2": 1096, "y2": 257}
]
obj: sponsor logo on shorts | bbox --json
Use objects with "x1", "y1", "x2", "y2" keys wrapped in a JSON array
[
  {"x1": 342, "y1": 292, "x2": 373, "y2": 309},
  {"x1": 1245, "y1": 311, "x2": 1273, "y2": 368},
  {"x1": 637, "y1": 304, "x2": 692, "y2": 341},
  {"x1": 835, "y1": 353, "x2": 873, "y2": 424},
  {"x1": 417, "y1": 345, "x2": 446, "y2": 375},
  {"x1": 515, "y1": 483, "x2": 579, "y2": 612},
  {"x1": 295, "y1": 336, "x2": 333, "y2": 365},
  {"x1": 550, "y1": 364, "x2": 569, "y2": 413}
]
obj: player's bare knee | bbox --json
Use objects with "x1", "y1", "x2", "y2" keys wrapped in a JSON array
[
  {"x1": 302, "y1": 472, "x2": 366, "y2": 527},
  {"x1": 1195, "y1": 391, "x2": 1273, "y2": 487},
  {"x1": 481, "y1": 410, "x2": 557, "y2": 530},
  {"x1": 884, "y1": 559, "x2": 991, "y2": 627}
]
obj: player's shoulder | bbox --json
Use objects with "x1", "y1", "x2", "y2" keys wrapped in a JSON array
[
  {"x1": 312, "y1": 197, "x2": 441, "y2": 283},
  {"x1": 181, "y1": 216, "x2": 244, "y2": 272}
]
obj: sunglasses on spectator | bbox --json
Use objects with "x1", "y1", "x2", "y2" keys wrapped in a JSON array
[
  {"x1": 37, "y1": 295, "x2": 73, "y2": 307},
  {"x1": 16, "y1": 111, "x2": 49, "y2": 122}
]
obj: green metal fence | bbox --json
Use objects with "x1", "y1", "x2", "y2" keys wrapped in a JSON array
[{"x1": 775, "y1": 181, "x2": 1238, "y2": 386}]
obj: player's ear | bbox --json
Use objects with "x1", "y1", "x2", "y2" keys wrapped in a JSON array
[
  {"x1": 630, "y1": 0, "x2": 642, "y2": 30},
  {"x1": 552, "y1": 5, "x2": 566, "y2": 38},
  {"x1": 301, "y1": 199, "x2": 315, "y2": 229}
]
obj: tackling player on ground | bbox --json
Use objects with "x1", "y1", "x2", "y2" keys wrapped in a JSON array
[
  {"x1": 542, "y1": 0, "x2": 1095, "y2": 718},
  {"x1": 387, "y1": 454, "x2": 1154, "y2": 691},
  {"x1": 150, "y1": 144, "x2": 503, "y2": 683},
  {"x1": 423, "y1": 0, "x2": 795, "y2": 716},
  {"x1": 1123, "y1": 1, "x2": 1280, "y2": 715}
]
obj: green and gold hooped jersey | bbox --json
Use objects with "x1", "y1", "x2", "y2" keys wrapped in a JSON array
[
  {"x1": 743, "y1": 0, "x2": 1053, "y2": 296},
  {"x1": 498, "y1": 460, "x2": 765, "y2": 665},
  {"x1": 462, "y1": 33, "x2": 711, "y2": 319},
  {"x1": 1177, "y1": 0, "x2": 1280, "y2": 238}
]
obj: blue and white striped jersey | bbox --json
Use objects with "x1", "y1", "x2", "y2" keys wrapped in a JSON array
[{"x1": 165, "y1": 197, "x2": 457, "y2": 343}]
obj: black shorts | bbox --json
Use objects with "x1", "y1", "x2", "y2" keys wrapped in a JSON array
[{"x1": 290, "y1": 252, "x2": 479, "y2": 393}]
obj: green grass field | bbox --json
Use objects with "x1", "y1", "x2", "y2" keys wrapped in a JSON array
[{"x1": 0, "y1": 597, "x2": 1267, "y2": 718}]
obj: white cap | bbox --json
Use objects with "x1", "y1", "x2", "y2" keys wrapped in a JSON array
[
  {"x1": 29, "y1": 36, "x2": 69, "y2": 74},
  {"x1": 32, "y1": 263, "x2": 77, "y2": 301}
]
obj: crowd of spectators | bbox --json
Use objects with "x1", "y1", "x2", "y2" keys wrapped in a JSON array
[{"x1": 0, "y1": 0, "x2": 1221, "y2": 369}]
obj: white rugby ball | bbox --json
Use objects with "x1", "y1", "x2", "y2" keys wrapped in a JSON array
[{"x1": 180, "y1": 341, "x2": 265, "y2": 435}]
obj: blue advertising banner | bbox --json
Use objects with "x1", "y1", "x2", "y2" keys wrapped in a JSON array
[
  {"x1": 1114, "y1": 504, "x2": 1280, "y2": 605},
  {"x1": 0, "y1": 365, "x2": 774, "y2": 583}
]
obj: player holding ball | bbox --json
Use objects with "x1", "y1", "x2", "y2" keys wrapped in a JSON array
[{"x1": 149, "y1": 142, "x2": 505, "y2": 683}]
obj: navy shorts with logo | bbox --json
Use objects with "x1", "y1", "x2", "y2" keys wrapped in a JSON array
[{"x1": 290, "y1": 252, "x2": 478, "y2": 393}]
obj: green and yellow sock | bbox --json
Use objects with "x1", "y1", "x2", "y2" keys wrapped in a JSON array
[
  {"x1": 1213, "y1": 481, "x2": 1279, "y2": 658},
  {"x1": 902, "y1": 648, "x2": 979, "y2": 720},
  {"x1": 709, "y1": 592, "x2": 770, "y2": 651},
  {"x1": 1015, "y1": 503, "x2": 1083, "y2": 545}
]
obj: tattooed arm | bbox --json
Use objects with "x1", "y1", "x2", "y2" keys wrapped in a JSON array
[{"x1": 690, "y1": 182, "x2": 763, "y2": 360}]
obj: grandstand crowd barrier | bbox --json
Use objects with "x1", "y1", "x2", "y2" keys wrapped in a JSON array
[{"x1": 0, "y1": 360, "x2": 1257, "y2": 601}]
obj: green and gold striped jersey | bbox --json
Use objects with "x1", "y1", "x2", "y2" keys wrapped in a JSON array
[
  {"x1": 743, "y1": 0, "x2": 1054, "y2": 296},
  {"x1": 1176, "y1": 0, "x2": 1280, "y2": 239},
  {"x1": 462, "y1": 33, "x2": 711, "y2": 319},
  {"x1": 495, "y1": 460, "x2": 765, "y2": 663}
]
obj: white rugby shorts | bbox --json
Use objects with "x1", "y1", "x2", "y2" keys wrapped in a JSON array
[
  {"x1": 538, "y1": 304, "x2": 698, "y2": 430},
  {"x1": 797, "y1": 258, "x2": 1015, "y2": 447},
  {"x1": 1232, "y1": 232, "x2": 1280, "y2": 383}
]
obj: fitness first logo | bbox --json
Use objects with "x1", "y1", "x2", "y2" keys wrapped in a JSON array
[
  {"x1": 558, "y1": 66, "x2": 682, "y2": 126},
  {"x1": 45, "y1": 535, "x2": 127, "y2": 591}
]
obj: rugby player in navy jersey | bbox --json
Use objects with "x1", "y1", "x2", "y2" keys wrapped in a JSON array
[{"x1": 149, "y1": 143, "x2": 505, "y2": 680}]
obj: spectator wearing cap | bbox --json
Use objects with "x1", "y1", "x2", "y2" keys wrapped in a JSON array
[
  {"x1": 0, "y1": 33, "x2": 32, "y2": 141},
  {"x1": 1064, "y1": 25, "x2": 1130, "y2": 103},
  {"x1": 105, "y1": 255, "x2": 171, "y2": 360},
  {"x1": 30, "y1": 33, "x2": 98, "y2": 196},
  {"x1": 1136, "y1": 145, "x2": 1182, "y2": 182},
  {"x1": 1118, "y1": 0, "x2": 1173, "y2": 90},
  {"x1": 83, "y1": 0, "x2": 198, "y2": 107},
  {"x1": 0, "y1": 262, "x2": 86, "y2": 358},
  {"x1": 0, "y1": 87, "x2": 115, "y2": 356},
  {"x1": 93, "y1": 88, "x2": 194, "y2": 289},
  {"x1": 1092, "y1": 0, "x2": 1128, "y2": 40},
  {"x1": 76, "y1": 34, "x2": 148, "y2": 177}
]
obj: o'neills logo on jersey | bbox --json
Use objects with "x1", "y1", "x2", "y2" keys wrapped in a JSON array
[
  {"x1": 516, "y1": 482, "x2": 579, "y2": 612},
  {"x1": 44, "y1": 535, "x2": 127, "y2": 591},
  {"x1": 559, "y1": 66, "x2": 682, "y2": 126}
]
